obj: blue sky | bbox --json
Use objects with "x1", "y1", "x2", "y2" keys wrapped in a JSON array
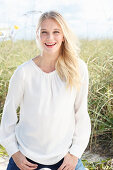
[{"x1": 0, "y1": 0, "x2": 113, "y2": 40}]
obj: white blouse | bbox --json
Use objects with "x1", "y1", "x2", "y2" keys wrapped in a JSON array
[{"x1": 0, "y1": 57, "x2": 91, "y2": 165}]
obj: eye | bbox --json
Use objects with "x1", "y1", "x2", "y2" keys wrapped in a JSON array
[
  {"x1": 41, "y1": 31, "x2": 47, "y2": 34},
  {"x1": 54, "y1": 31, "x2": 59, "y2": 34}
]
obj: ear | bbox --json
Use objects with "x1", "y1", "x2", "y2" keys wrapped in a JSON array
[{"x1": 62, "y1": 36, "x2": 65, "y2": 42}]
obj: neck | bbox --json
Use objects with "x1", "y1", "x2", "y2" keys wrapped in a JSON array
[{"x1": 39, "y1": 52, "x2": 59, "y2": 69}]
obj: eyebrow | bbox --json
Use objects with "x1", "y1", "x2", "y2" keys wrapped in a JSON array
[{"x1": 41, "y1": 29, "x2": 61, "y2": 31}]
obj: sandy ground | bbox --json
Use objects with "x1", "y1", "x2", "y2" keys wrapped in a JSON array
[
  {"x1": 0, "y1": 151, "x2": 107, "y2": 170},
  {"x1": 0, "y1": 156, "x2": 9, "y2": 170}
]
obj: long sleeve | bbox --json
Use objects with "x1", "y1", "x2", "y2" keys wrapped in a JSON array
[
  {"x1": 0, "y1": 66, "x2": 24, "y2": 157},
  {"x1": 68, "y1": 60, "x2": 91, "y2": 158}
]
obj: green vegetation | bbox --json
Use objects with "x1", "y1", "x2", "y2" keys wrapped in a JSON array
[
  {"x1": 80, "y1": 39, "x2": 113, "y2": 152},
  {"x1": 82, "y1": 159, "x2": 113, "y2": 170},
  {"x1": 0, "y1": 39, "x2": 113, "y2": 169}
]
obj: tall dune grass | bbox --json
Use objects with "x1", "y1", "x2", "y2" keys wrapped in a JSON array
[{"x1": 80, "y1": 39, "x2": 113, "y2": 154}]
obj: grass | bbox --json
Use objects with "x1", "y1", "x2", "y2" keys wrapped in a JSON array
[
  {"x1": 79, "y1": 39, "x2": 113, "y2": 153},
  {"x1": 0, "y1": 39, "x2": 113, "y2": 169},
  {"x1": 82, "y1": 159, "x2": 113, "y2": 170}
]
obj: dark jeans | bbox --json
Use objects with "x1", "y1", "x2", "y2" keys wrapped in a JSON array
[{"x1": 7, "y1": 156, "x2": 85, "y2": 170}]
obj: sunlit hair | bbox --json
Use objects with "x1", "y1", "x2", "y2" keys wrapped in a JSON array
[{"x1": 36, "y1": 10, "x2": 81, "y2": 91}]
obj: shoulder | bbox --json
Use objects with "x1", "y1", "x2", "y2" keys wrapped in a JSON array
[
  {"x1": 78, "y1": 58, "x2": 88, "y2": 73},
  {"x1": 77, "y1": 58, "x2": 89, "y2": 81},
  {"x1": 16, "y1": 59, "x2": 31, "y2": 71},
  {"x1": 78, "y1": 58, "x2": 88, "y2": 71},
  {"x1": 10, "y1": 59, "x2": 31, "y2": 80},
  {"x1": 13, "y1": 59, "x2": 32, "y2": 73}
]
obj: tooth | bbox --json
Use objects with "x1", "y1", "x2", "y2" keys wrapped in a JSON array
[{"x1": 46, "y1": 43, "x2": 55, "y2": 45}]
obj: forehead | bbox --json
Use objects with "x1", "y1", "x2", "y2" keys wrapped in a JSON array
[{"x1": 40, "y1": 18, "x2": 62, "y2": 30}]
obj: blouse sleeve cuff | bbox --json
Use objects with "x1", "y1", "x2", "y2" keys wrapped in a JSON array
[
  {"x1": 68, "y1": 145, "x2": 85, "y2": 159},
  {"x1": 4, "y1": 141, "x2": 19, "y2": 157}
]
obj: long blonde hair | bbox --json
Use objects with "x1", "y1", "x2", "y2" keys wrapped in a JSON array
[{"x1": 36, "y1": 10, "x2": 81, "y2": 91}]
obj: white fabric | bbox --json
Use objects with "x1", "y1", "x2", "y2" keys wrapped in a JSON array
[{"x1": 0, "y1": 58, "x2": 91, "y2": 165}]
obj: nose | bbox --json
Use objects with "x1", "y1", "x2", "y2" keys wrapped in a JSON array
[{"x1": 47, "y1": 33, "x2": 54, "y2": 40}]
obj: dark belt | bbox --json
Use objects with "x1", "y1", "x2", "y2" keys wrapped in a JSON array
[{"x1": 26, "y1": 157, "x2": 64, "y2": 170}]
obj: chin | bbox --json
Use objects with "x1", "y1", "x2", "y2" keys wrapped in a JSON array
[{"x1": 45, "y1": 48, "x2": 60, "y2": 53}]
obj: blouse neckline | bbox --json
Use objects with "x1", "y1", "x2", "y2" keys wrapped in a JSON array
[{"x1": 30, "y1": 58, "x2": 57, "y2": 76}]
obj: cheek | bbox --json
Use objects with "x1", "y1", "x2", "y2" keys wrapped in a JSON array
[
  {"x1": 40, "y1": 34, "x2": 47, "y2": 41},
  {"x1": 59, "y1": 38, "x2": 64, "y2": 44},
  {"x1": 56, "y1": 35, "x2": 64, "y2": 42}
]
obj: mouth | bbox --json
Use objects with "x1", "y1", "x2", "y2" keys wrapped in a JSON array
[{"x1": 45, "y1": 43, "x2": 56, "y2": 48}]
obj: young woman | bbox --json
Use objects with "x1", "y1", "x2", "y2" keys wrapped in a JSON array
[{"x1": 0, "y1": 11, "x2": 91, "y2": 170}]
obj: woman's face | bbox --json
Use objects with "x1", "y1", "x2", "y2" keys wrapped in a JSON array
[{"x1": 37, "y1": 18, "x2": 64, "y2": 55}]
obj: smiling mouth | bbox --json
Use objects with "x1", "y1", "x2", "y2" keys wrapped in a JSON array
[{"x1": 45, "y1": 43, "x2": 56, "y2": 47}]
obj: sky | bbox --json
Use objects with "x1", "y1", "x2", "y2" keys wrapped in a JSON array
[{"x1": 0, "y1": 0, "x2": 113, "y2": 40}]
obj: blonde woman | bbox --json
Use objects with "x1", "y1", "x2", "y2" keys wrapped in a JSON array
[{"x1": 0, "y1": 11, "x2": 91, "y2": 170}]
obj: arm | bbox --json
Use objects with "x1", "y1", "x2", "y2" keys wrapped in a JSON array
[
  {"x1": 0, "y1": 65, "x2": 24, "y2": 157},
  {"x1": 68, "y1": 60, "x2": 91, "y2": 158}
]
